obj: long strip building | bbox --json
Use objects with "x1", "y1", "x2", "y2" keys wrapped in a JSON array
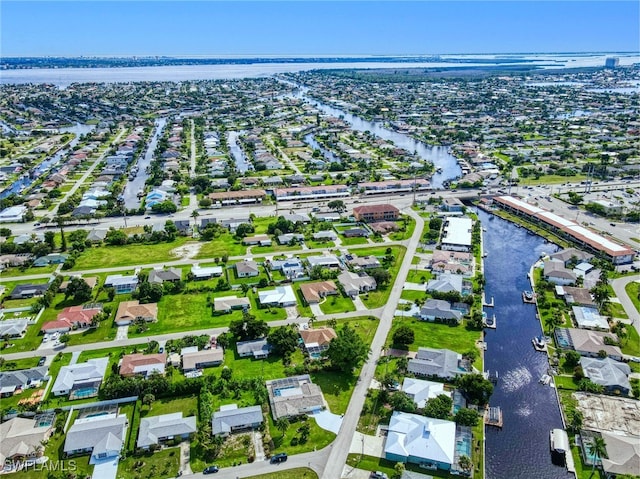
[{"x1": 493, "y1": 196, "x2": 635, "y2": 264}]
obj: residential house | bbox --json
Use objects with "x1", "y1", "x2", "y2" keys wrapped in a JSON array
[
  {"x1": 119, "y1": 353, "x2": 167, "y2": 378},
  {"x1": 555, "y1": 328, "x2": 623, "y2": 361},
  {"x1": 544, "y1": 260, "x2": 577, "y2": 286},
  {"x1": 426, "y1": 273, "x2": 465, "y2": 295},
  {"x1": 408, "y1": 347, "x2": 470, "y2": 379},
  {"x1": 41, "y1": 305, "x2": 103, "y2": 334},
  {"x1": 242, "y1": 235, "x2": 272, "y2": 247},
  {"x1": 0, "y1": 206, "x2": 27, "y2": 223},
  {"x1": 13, "y1": 233, "x2": 44, "y2": 245},
  {"x1": 353, "y1": 204, "x2": 399, "y2": 222},
  {"x1": 148, "y1": 267, "x2": 182, "y2": 285},
  {"x1": 572, "y1": 306, "x2": 610, "y2": 331},
  {"x1": 299, "y1": 281, "x2": 338, "y2": 304},
  {"x1": 52, "y1": 357, "x2": 109, "y2": 398},
  {"x1": 282, "y1": 213, "x2": 310, "y2": 223},
  {"x1": 278, "y1": 233, "x2": 305, "y2": 245},
  {"x1": 258, "y1": 285, "x2": 297, "y2": 307},
  {"x1": 441, "y1": 197, "x2": 465, "y2": 212},
  {"x1": 312, "y1": 230, "x2": 337, "y2": 241},
  {"x1": 0, "y1": 417, "x2": 54, "y2": 467},
  {"x1": 137, "y1": 413, "x2": 196, "y2": 449},
  {"x1": 220, "y1": 217, "x2": 251, "y2": 232},
  {"x1": 401, "y1": 377, "x2": 451, "y2": 409},
  {"x1": 338, "y1": 271, "x2": 377, "y2": 298},
  {"x1": 9, "y1": 283, "x2": 48, "y2": 299},
  {"x1": 549, "y1": 248, "x2": 594, "y2": 268},
  {"x1": 145, "y1": 189, "x2": 169, "y2": 208},
  {"x1": 32, "y1": 253, "x2": 68, "y2": 267},
  {"x1": 270, "y1": 257, "x2": 305, "y2": 279},
  {"x1": 579, "y1": 357, "x2": 631, "y2": 395},
  {"x1": 0, "y1": 367, "x2": 48, "y2": 397},
  {"x1": 181, "y1": 347, "x2": 224, "y2": 372},
  {"x1": 63, "y1": 413, "x2": 127, "y2": 461},
  {"x1": 307, "y1": 254, "x2": 341, "y2": 269},
  {"x1": 266, "y1": 375, "x2": 325, "y2": 420},
  {"x1": 0, "y1": 319, "x2": 28, "y2": 338},
  {"x1": 440, "y1": 217, "x2": 473, "y2": 253},
  {"x1": 343, "y1": 227, "x2": 370, "y2": 238},
  {"x1": 115, "y1": 301, "x2": 158, "y2": 326},
  {"x1": 104, "y1": 274, "x2": 138, "y2": 294},
  {"x1": 599, "y1": 432, "x2": 640, "y2": 478},
  {"x1": 212, "y1": 404, "x2": 264, "y2": 436},
  {"x1": 0, "y1": 253, "x2": 33, "y2": 268},
  {"x1": 299, "y1": 327, "x2": 337, "y2": 356},
  {"x1": 555, "y1": 286, "x2": 596, "y2": 307},
  {"x1": 191, "y1": 264, "x2": 223, "y2": 279},
  {"x1": 313, "y1": 211, "x2": 341, "y2": 222},
  {"x1": 348, "y1": 255, "x2": 381, "y2": 270},
  {"x1": 419, "y1": 299, "x2": 463, "y2": 324},
  {"x1": 213, "y1": 296, "x2": 251, "y2": 313},
  {"x1": 235, "y1": 260, "x2": 260, "y2": 278},
  {"x1": 236, "y1": 338, "x2": 271, "y2": 359},
  {"x1": 58, "y1": 276, "x2": 98, "y2": 293},
  {"x1": 384, "y1": 411, "x2": 456, "y2": 471}
]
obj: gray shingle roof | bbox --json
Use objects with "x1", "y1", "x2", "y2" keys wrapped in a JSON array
[
  {"x1": 211, "y1": 405, "x2": 263, "y2": 435},
  {"x1": 63, "y1": 414, "x2": 126, "y2": 455},
  {"x1": 408, "y1": 347, "x2": 464, "y2": 379},
  {"x1": 137, "y1": 413, "x2": 196, "y2": 447},
  {"x1": 0, "y1": 366, "x2": 48, "y2": 392}
]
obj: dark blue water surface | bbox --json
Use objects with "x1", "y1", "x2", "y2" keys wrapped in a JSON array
[{"x1": 479, "y1": 209, "x2": 573, "y2": 479}]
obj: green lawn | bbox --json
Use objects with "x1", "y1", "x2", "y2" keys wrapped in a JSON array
[
  {"x1": 319, "y1": 293, "x2": 355, "y2": 314},
  {"x1": 405, "y1": 269, "x2": 432, "y2": 284},
  {"x1": 268, "y1": 414, "x2": 336, "y2": 456},
  {"x1": 347, "y1": 454, "x2": 457, "y2": 479},
  {"x1": 390, "y1": 316, "x2": 482, "y2": 355},
  {"x1": 358, "y1": 246, "x2": 406, "y2": 309},
  {"x1": 400, "y1": 289, "x2": 426, "y2": 303},
  {"x1": 388, "y1": 216, "x2": 416, "y2": 241},
  {"x1": 71, "y1": 237, "x2": 190, "y2": 270},
  {"x1": 0, "y1": 264, "x2": 57, "y2": 277},
  {"x1": 621, "y1": 324, "x2": 640, "y2": 357},
  {"x1": 246, "y1": 468, "x2": 318, "y2": 479},
  {"x1": 143, "y1": 395, "x2": 198, "y2": 418},
  {"x1": 606, "y1": 301, "x2": 628, "y2": 319},
  {"x1": 0, "y1": 356, "x2": 40, "y2": 371},
  {"x1": 195, "y1": 234, "x2": 247, "y2": 259},
  {"x1": 341, "y1": 236, "x2": 369, "y2": 246},
  {"x1": 625, "y1": 281, "x2": 640, "y2": 314},
  {"x1": 227, "y1": 264, "x2": 269, "y2": 285}
]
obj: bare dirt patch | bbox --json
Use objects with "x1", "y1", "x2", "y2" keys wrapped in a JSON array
[{"x1": 170, "y1": 242, "x2": 202, "y2": 260}]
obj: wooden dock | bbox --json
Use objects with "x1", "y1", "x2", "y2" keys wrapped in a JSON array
[{"x1": 484, "y1": 406, "x2": 503, "y2": 428}]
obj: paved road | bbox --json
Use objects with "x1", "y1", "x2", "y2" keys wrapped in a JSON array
[
  {"x1": 49, "y1": 129, "x2": 126, "y2": 216},
  {"x1": 321, "y1": 207, "x2": 425, "y2": 479},
  {"x1": 611, "y1": 275, "x2": 640, "y2": 331}
]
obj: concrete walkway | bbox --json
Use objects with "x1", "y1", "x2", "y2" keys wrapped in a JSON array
[
  {"x1": 310, "y1": 303, "x2": 323, "y2": 316},
  {"x1": 69, "y1": 351, "x2": 81, "y2": 365}
]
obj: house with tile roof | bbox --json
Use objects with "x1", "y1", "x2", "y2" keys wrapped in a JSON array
[
  {"x1": 119, "y1": 353, "x2": 166, "y2": 378},
  {"x1": 299, "y1": 281, "x2": 338, "y2": 304},
  {"x1": 115, "y1": 301, "x2": 158, "y2": 326},
  {"x1": 0, "y1": 417, "x2": 54, "y2": 467}
]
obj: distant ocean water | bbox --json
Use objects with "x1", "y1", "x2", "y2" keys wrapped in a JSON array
[{"x1": 1, "y1": 53, "x2": 638, "y2": 86}]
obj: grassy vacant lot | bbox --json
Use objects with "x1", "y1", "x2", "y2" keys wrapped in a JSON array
[
  {"x1": 390, "y1": 316, "x2": 482, "y2": 356},
  {"x1": 388, "y1": 216, "x2": 417, "y2": 241},
  {"x1": 143, "y1": 395, "x2": 198, "y2": 418},
  {"x1": 268, "y1": 413, "x2": 336, "y2": 456},
  {"x1": 117, "y1": 447, "x2": 180, "y2": 479},
  {"x1": 72, "y1": 236, "x2": 190, "y2": 270},
  {"x1": 400, "y1": 289, "x2": 426, "y2": 303},
  {"x1": 0, "y1": 264, "x2": 57, "y2": 278},
  {"x1": 195, "y1": 234, "x2": 247, "y2": 259},
  {"x1": 340, "y1": 236, "x2": 369, "y2": 246},
  {"x1": 405, "y1": 268, "x2": 432, "y2": 284},
  {"x1": 355, "y1": 246, "x2": 406, "y2": 309}
]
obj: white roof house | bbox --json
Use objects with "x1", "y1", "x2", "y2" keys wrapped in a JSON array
[
  {"x1": 572, "y1": 306, "x2": 609, "y2": 331},
  {"x1": 0, "y1": 206, "x2": 27, "y2": 223},
  {"x1": 52, "y1": 358, "x2": 108, "y2": 397},
  {"x1": 63, "y1": 413, "x2": 127, "y2": 461},
  {"x1": 307, "y1": 254, "x2": 341, "y2": 269},
  {"x1": 384, "y1": 411, "x2": 456, "y2": 470},
  {"x1": 191, "y1": 264, "x2": 223, "y2": 279},
  {"x1": 401, "y1": 377, "x2": 450, "y2": 409},
  {"x1": 440, "y1": 217, "x2": 473, "y2": 252},
  {"x1": 258, "y1": 285, "x2": 297, "y2": 307}
]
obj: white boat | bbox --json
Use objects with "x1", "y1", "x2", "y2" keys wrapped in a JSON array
[{"x1": 540, "y1": 374, "x2": 551, "y2": 385}]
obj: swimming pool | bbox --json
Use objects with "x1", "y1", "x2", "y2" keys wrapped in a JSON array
[{"x1": 69, "y1": 387, "x2": 98, "y2": 400}]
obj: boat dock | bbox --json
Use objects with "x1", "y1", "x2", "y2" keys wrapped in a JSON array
[
  {"x1": 482, "y1": 293, "x2": 495, "y2": 307},
  {"x1": 522, "y1": 291, "x2": 536, "y2": 304},
  {"x1": 484, "y1": 314, "x2": 497, "y2": 329},
  {"x1": 485, "y1": 406, "x2": 503, "y2": 428}
]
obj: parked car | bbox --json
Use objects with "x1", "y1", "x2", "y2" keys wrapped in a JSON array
[
  {"x1": 203, "y1": 465, "x2": 219, "y2": 474},
  {"x1": 370, "y1": 472, "x2": 389, "y2": 479},
  {"x1": 270, "y1": 453, "x2": 288, "y2": 464},
  {"x1": 38, "y1": 357, "x2": 46, "y2": 366}
]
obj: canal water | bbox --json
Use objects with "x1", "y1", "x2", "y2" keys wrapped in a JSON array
[
  {"x1": 478, "y1": 209, "x2": 573, "y2": 479},
  {"x1": 227, "y1": 130, "x2": 253, "y2": 173},
  {"x1": 289, "y1": 85, "x2": 462, "y2": 188}
]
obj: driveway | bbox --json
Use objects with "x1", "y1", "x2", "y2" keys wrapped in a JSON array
[
  {"x1": 90, "y1": 455, "x2": 119, "y2": 479},
  {"x1": 352, "y1": 296, "x2": 367, "y2": 311},
  {"x1": 403, "y1": 282, "x2": 426, "y2": 291},
  {"x1": 312, "y1": 410, "x2": 343, "y2": 434},
  {"x1": 310, "y1": 303, "x2": 323, "y2": 316},
  {"x1": 116, "y1": 325, "x2": 128, "y2": 341},
  {"x1": 179, "y1": 441, "x2": 192, "y2": 475},
  {"x1": 349, "y1": 432, "x2": 385, "y2": 457}
]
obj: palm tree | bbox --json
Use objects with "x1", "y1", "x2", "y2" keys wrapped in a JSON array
[
  {"x1": 458, "y1": 455, "x2": 473, "y2": 474},
  {"x1": 588, "y1": 435, "x2": 607, "y2": 479},
  {"x1": 191, "y1": 210, "x2": 200, "y2": 231},
  {"x1": 54, "y1": 215, "x2": 67, "y2": 252},
  {"x1": 275, "y1": 417, "x2": 289, "y2": 437}
]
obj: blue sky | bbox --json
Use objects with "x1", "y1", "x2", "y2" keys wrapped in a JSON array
[{"x1": 2, "y1": 1, "x2": 639, "y2": 57}]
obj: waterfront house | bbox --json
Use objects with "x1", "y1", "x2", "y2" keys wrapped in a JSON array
[
  {"x1": 426, "y1": 273, "x2": 465, "y2": 295},
  {"x1": 543, "y1": 260, "x2": 577, "y2": 285},
  {"x1": 137, "y1": 413, "x2": 196, "y2": 449},
  {"x1": 440, "y1": 217, "x2": 473, "y2": 252},
  {"x1": 384, "y1": 411, "x2": 456, "y2": 471},
  {"x1": 212, "y1": 404, "x2": 264, "y2": 437},
  {"x1": 579, "y1": 357, "x2": 631, "y2": 395},
  {"x1": 555, "y1": 328, "x2": 623, "y2": 361},
  {"x1": 599, "y1": 431, "x2": 640, "y2": 478},
  {"x1": 407, "y1": 347, "x2": 469, "y2": 380},
  {"x1": 549, "y1": 248, "x2": 594, "y2": 268},
  {"x1": 572, "y1": 306, "x2": 609, "y2": 331},
  {"x1": 555, "y1": 286, "x2": 596, "y2": 308}
]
